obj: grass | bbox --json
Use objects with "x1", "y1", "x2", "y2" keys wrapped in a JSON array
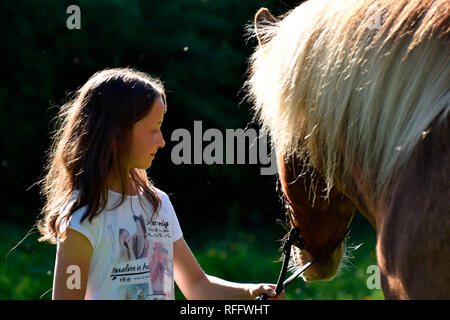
[
  {"x1": 0, "y1": 222, "x2": 55, "y2": 299},
  {"x1": 179, "y1": 215, "x2": 384, "y2": 300},
  {"x1": 0, "y1": 213, "x2": 383, "y2": 300}
]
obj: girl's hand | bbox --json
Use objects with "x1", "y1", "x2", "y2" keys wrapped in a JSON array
[{"x1": 249, "y1": 283, "x2": 286, "y2": 300}]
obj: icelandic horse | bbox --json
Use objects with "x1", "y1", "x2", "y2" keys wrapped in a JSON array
[{"x1": 246, "y1": 0, "x2": 450, "y2": 299}]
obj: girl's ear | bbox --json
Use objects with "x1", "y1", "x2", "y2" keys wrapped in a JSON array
[{"x1": 254, "y1": 8, "x2": 278, "y2": 46}]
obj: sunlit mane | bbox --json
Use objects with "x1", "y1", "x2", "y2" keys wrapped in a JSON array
[{"x1": 246, "y1": 0, "x2": 450, "y2": 198}]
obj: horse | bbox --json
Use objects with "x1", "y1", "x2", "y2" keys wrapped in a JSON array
[{"x1": 245, "y1": 0, "x2": 449, "y2": 299}]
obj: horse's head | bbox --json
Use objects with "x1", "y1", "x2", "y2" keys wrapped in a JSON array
[
  {"x1": 278, "y1": 151, "x2": 355, "y2": 282},
  {"x1": 248, "y1": 6, "x2": 356, "y2": 281}
]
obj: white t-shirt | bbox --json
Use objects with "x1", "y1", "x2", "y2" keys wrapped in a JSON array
[{"x1": 59, "y1": 188, "x2": 183, "y2": 300}]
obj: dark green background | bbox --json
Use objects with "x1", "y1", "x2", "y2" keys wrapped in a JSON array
[{"x1": 0, "y1": 0, "x2": 382, "y2": 300}]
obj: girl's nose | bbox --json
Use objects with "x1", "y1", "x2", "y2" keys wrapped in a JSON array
[{"x1": 158, "y1": 132, "x2": 165, "y2": 149}]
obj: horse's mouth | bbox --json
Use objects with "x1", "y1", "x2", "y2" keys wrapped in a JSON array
[{"x1": 293, "y1": 243, "x2": 345, "y2": 282}]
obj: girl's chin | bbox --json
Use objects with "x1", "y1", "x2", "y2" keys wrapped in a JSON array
[{"x1": 134, "y1": 161, "x2": 152, "y2": 170}]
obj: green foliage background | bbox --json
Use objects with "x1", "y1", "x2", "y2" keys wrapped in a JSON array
[{"x1": 0, "y1": 0, "x2": 382, "y2": 299}]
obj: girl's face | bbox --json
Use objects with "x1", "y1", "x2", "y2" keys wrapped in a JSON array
[{"x1": 129, "y1": 96, "x2": 166, "y2": 169}]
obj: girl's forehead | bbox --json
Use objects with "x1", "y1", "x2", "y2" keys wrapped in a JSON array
[{"x1": 137, "y1": 97, "x2": 165, "y2": 126}]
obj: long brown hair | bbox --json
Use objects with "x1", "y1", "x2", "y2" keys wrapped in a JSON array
[{"x1": 37, "y1": 67, "x2": 166, "y2": 244}]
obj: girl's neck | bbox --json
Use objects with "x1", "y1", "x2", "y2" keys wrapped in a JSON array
[{"x1": 107, "y1": 172, "x2": 140, "y2": 196}]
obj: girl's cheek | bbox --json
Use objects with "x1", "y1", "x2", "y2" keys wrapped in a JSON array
[{"x1": 151, "y1": 134, "x2": 159, "y2": 146}]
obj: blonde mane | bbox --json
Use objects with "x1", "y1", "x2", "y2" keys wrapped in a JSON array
[{"x1": 246, "y1": 0, "x2": 450, "y2": 199}]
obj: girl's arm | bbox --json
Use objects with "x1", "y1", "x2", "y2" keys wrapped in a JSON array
[
  {"x1": 173, "y1": 237, "x2": 283, "y2": 300},
  {"x1": 52, "y1": 228, "x2": 93, "y2": 300}
]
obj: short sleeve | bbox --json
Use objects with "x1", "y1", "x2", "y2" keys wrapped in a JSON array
[
  {"x1": 169, "y1": 202, "x2": 183, "y2": 242},
  {"x1": 66, "y1": 208, "x2": 100, "y2": 249},
  {"x1": 59, "y1": 197, "x2": 100, "y2": 250},
  {"x1": 157, "y1": 190, "x2": 183, "y2": 242}
]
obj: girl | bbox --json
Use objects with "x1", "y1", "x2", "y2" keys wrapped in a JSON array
[{"x1": 37, "y1": 67, "x2": 284, "y2": 300}]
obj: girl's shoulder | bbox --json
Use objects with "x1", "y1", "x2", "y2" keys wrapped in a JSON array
[
  {"x1": 153, "y1": 187, "x2": 176, "y2": 212},
  {"x1": 64, "y1": 190, "x2": 88, "y2": 216},
  {"x1": 153, "y1": 187, "x2": 183, "y2": 240},
  {"x1": 153, "y1": 187, "x2": 175, "y2": 206},
  {"x1": 59, "y1": 190, "x2": 102, "y2": 248},
  {"x1": 61, "y1": 190, "x2": 100, "y2": 228},
  {"x1": 154, "y1": 187, "x2": 169, "y2": 200},
  {"x1": 60, "y1": 190, "x2": 83, "y2": 216}
]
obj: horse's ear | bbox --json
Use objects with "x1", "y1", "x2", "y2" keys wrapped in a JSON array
[{"x1": 254, "y1": 8, "x2": 278, "y2": 46}]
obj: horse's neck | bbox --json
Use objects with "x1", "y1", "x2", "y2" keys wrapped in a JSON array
[
  {"x1": 339, "y1": 165, "x2": 377, "y2": 228},
  {"x1": 378, "y1": 113, "x2": 450, "y2": 227},
  {"x1": 375, "y1": 113, "x2": 450, "y2": 298}
]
